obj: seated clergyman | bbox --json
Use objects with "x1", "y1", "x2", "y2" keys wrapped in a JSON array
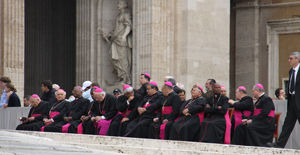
[
  {"x1": 169, "y1": 85, "x2": 206, "y2": 141},
  {"x1": 124, "y1": 81, "x2": 164, "y2": 138},
  {"x1": 16, "y1": 94, "x2": 49, "y2": 131},
  {"x1": 199, "y1": 83, "x2": 231, "y2": 144},
  {"x1": 232, "y1": 84, "x2": 275, "y2": 146}
]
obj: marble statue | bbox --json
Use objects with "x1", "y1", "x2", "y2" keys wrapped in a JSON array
[{"x1": 102, "y1": 0, "x2": 132, "y2": 84}]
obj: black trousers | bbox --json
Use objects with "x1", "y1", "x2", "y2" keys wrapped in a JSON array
[{"x1": 276, "y1": 96, "x2": 300, "y2": 147}]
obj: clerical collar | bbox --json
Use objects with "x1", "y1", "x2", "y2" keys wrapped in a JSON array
[
  {"x1": 258, "y1": 93, "x2": 265, "y2": 98},
  {"x1": 293, "y1": 63, "x2": 300, "y2": 71},
  {"x1": 214, "y1": 94, "x2": 220, "y2": 98}
]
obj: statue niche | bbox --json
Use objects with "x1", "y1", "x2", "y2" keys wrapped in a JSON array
[{"x1": 101, "y1": 0, "x2": 132, "y2": 85}]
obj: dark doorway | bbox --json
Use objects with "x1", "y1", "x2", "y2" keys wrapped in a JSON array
[{"x1": 25, "y1": 0, "x2": 76, "y2": 97}]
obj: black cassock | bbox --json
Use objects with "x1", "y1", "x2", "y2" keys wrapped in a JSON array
[
  {"x1": 199, "y1": 95, "x2": 230, "y2": 144},
  {"x1": 110, "y1": 93, "x2": 142, "y2": 136},
  {"x1": 169, "y1": 97, "x2": 206, "y2": 141},
  {"x1": 148, "y1": 91, "x2": 181, "y2": 140},
  {"x1": 232, "y1": 94, "x2": 275, "y2": 146},
  {"x1": 82, "y1": 100, "x2": 101, "y2": 134},
  {"x1": 231, "y1": 96, "x2": 253, "y2": 137},
  {"x1": 92, "y1": 94, "x2": 118, "y2": 135},
  {"x1": 40, "y1": 100, "x2": 70, "y2": 131},
  {"x1": 134, "y1": 83, "x2": 148, "y2": 98},
  {"x1": 78, "y1": 101, "x2": 94, "y2": 134},
  {"x1": 124, "y1": 92, "x2": 164, "y2": 138},
  {"x1": 16, "y1": 101, "x2": 49, "y2": 131},
  {"x1": 43, "y1": 97, "x2": 89, "y2": 133}
]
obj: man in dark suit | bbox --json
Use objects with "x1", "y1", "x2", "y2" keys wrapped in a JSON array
[{"x1": 267, "y1": 52, "x2": 300, "y2": 148}]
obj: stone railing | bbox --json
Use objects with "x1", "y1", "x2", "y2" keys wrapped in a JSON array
[{"x1": 0, "y1": 100, "x2": 298, "y2": 149}]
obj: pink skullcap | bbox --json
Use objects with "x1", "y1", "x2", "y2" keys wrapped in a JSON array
[
  {"x1": 143, "y1": 73, "x2": 151, "y2": 79},
  {"x1": 149, "y1": 81, "x2": 157, "y2": 86},
  {"x1": 57, "y1": 89, "x2": 65, "y2": 92},
  {"x1": 123, "y1": 85, "x2": 132, "y2": 91},
  {"x1": 220, "y1": 85, "x2": 225, "y2": 88},
  {"x1": 238, "y1": 86, "x2": 246, "y2": 91},
  {"x1": 197, "y1": 85, "x2": 203, "y2": 92},
  {"x1": 255, "y1": 83, "x2": 264, "y2": 89},
  {"x1": 164, "y1": 81, "x2": 173, "y2": 87},
  {"x1": 31, "y1": 94, "x2": 39, "y2": 98},
  {"x1": 76, "y1": 86, "x2": 82, "y2": 90},
  {"x1": 92, "y1": 86, "x2": 99, "y2": 89},
  {"x1": 94, "y1": 88, "x2": 103, "y2": 93}
]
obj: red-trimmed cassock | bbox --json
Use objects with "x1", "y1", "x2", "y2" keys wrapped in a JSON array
[
  {"x1": 199, "y1": 94, "x2": 230, "y2": 144},
  {"x1": 169, "y1": 97, "x2": 206, "y2": 141},
  {"x1": 43, "y1": 97, "x2": 89, "y2": 133},
  {"x1": 40, "y1": 100, "x2": 70, "y2": 132},
  {"x1": 148, "y1": 91, "x2": 181, "y2": 140},
  {"x1": 16, "y1": 101, "x2": 49, "y2": 131},
  {"x1": 124, "y1": 92, "x2": 164, "y2": 138},
  {"x1": 230, "y1": 96, "x2": 253, "y2": 137},
  {"x1": 106, "y1": 93, "x2": 142, "y2": 136},
  {"x1": 232, "y1": 94, "x2": 275, "y2": 146}
]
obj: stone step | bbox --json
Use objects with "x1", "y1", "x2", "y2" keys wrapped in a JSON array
[
  {"x1": 64, "y1": 142, "x2": 237, "y2": 155},
  {"x1": 5, "y1": 130, "x2": 300, "y2": 155}
]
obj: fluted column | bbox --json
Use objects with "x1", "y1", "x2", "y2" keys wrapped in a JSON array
[{"x1": 0, "y1": 0, "x2": 25, "y2": 103}]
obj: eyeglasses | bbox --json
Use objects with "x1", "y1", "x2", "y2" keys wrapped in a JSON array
[
  {"x1": 288, "y1": 57, "x2": 294, "y2": 60},
  {"x1": 114, "y1": 92, "x2": 120, "y2": 95}
]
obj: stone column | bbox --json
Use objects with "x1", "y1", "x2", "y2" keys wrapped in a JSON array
[
  {"x1": 133, "y1": 0, "x2": 183, "y2": 88},
  {"x1": 133, "y1": 0, "x2": 230, "y2": 98},
  {"x1": 234, "y1": 0, "x2": 260, "y2": 92},
  {"x1": 0, "y1": 0, "x2": 25, "y2": 104}
]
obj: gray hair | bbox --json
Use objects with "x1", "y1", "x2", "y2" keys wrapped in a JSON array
[
  {"x1": 165, "y1": 76, "x2": 174, "y2": 79},
  {"x1": 124, "y1": 87, "x2": 133, "y2": 94},
  {"x1": 74, "y1": 86, "x2": 83, "y2": 92},
  {"x1": 167, "y1": 78, "x2": 176, "y2": 86},
  {"x1": 55, "y1": 91, "x2": 66, "y2": 95},
  {"x1": 253, "y1": 85, "x2": 265, "y2": 92},
  {"x1": 100, "y1": 91, "x2": 106, "y2": 96},
  {"x1": 52, "y1": 84, "x2": 60, "y2": 89},
  {"x1": 290, "y1": 52, "x2": 300, "y2": 62}
]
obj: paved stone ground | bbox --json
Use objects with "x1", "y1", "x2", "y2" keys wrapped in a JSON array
[{"x1": 0, "y1": 131, "x2": 126, "y2": 155}]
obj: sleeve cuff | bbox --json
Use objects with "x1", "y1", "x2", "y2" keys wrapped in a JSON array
[
  {"x1": 127, "y1": 100, "x2": 130, "y2": 105},
  {"x1": 51, "y1": 118, "x2": 54, "y2": 122},
  {"x1": 101, "y1": 116, "x2": 106, "y2": 120}
]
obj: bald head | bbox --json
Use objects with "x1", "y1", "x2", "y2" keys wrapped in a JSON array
[
  {"x1": 55, "y1": 89, "x2": 66, "y2": 101},
  {"x1": 29, "y1": 96, "x2": 41, "y2": 107},
  {"x1": 212, "y1": 83, "x2": 221, "y2": 95}
]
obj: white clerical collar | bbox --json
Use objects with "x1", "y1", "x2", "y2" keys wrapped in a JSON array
[
  {"x1": 293, "y1": 63, "x2": 299, "y2": 71},
  {"x1": 259, "y1": 93, "x2": 265, "y2": 98}
]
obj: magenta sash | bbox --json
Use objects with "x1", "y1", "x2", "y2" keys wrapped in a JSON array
[
  {"x1": 232, "y1": 110, "x2": 252, "y2": 130},
  {"x1": 40, "y1": 112, "x2": 61, "y2": 132},
  {"x1": 77, "y1": 123, "x2": 83, "y2": 134},
  {"x1": 143, "y1": 104, "x2": 159, "y2": 113},
  {"x1": 253, "y1": 109, "x2": 274, "y2": 117},
  {"x1": 195, "y1": 111, "x2": 205, "y2": 126},
  {"x1": 162, "y1": 106, "x2": 173, "y2": 115},
  {"x1": 95, "y1": 112, "x2": 121, "y2": 135},
  {"x1": 159, "y1": 106, "x2": 182, "y2": 139},
  {"x1": 224, "y1": 110, "x2": 231, "y2": 144},
  {"x1": 31, "y1": 114, "x2": 41, "y2": 117},
  {"x1": 62, "y1": 123, "x2": 71, "y2": 133},
  {"x1": 121, "y1": 110, "x2": 132, "y2": 118},
  {"x1": 49, "y1": 111, "x2": 60, "y2": 118}
]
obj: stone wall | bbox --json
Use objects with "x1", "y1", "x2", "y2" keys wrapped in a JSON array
[{"x1": 0, "y1": 0, "x2": 25, "y2": 103}]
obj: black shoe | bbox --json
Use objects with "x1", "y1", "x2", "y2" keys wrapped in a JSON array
[{"x1": 266, "y1": 142, "x2": 282, "y2": 148}]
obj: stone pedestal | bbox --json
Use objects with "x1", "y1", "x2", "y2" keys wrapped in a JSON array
[{"x1": 0, "y1": 0, "x2": 25, "y2": 105}]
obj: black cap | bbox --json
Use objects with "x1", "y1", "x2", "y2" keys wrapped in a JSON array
[{"x1": 113, "y1": 88, "x2": 121, "y2": 93}]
